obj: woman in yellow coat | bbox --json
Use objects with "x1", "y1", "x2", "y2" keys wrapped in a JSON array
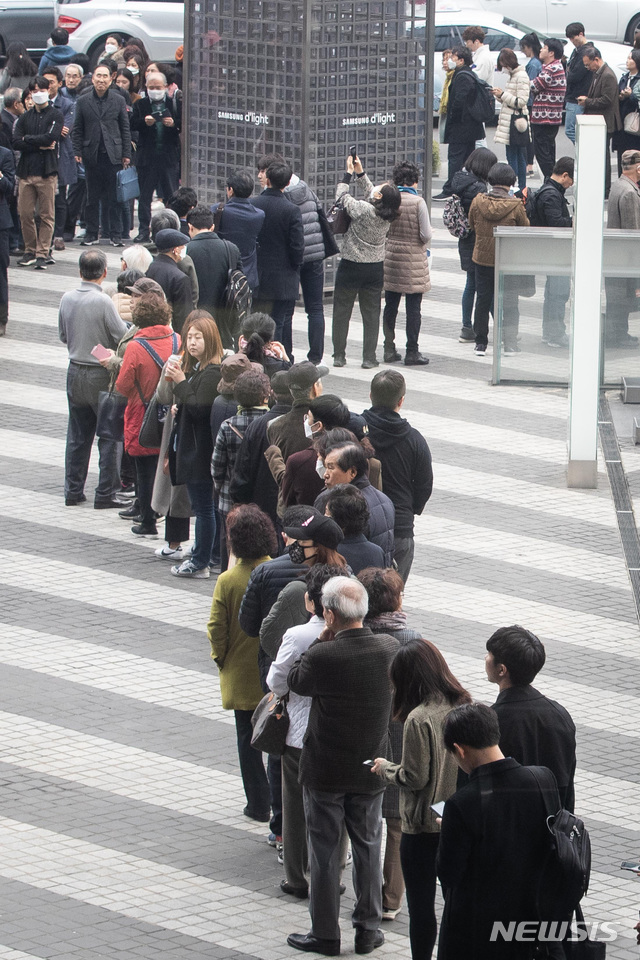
[{"x1": 207, "y1": 503, "x2": 277, "y2": 822}]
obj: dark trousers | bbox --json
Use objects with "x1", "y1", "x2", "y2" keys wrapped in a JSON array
[
  {"x1": 461, "y1": 269, "x2": 476, "y2": 328},
  {"x1": 542, "y1": 276, "x2": 571, "y2": 342},
  {"x1": 133, "y1": 453, "x2": 158, "y2": 527},
  {"x1": 66, "y1": 178, "x2": 86, "y2": 233},
  {"x1": 442, "y1": 139, "x2": 477, "y2": 196},
  {"x1": 300, "y1": 259, "x2": 326, "y2": 363},
  {"x1": 65, "y1": 363, "x2": 122, "y2": 502},
  {"x1": 253, "y1": 297, "x2": 296, "y2": 360},
  {"x1": 8, "y1": 193, "x2": 21, "y2": 249},
  {"x1": 473, "y1": 264, "x2": 494, "y2": 346},
  {"x1": 383, "y1": 291, "x2": 423, "y2": 354},
  {"x1": 268, "y1": 754, "x2": 283, "y2": 836},
  {"x1": 234, "y1": 709, "x2": 270, "y2": 818},
  {"x1": 85, "y1": 154, "x2": 119, "y2": 241},
  {"x1": 400, "y1": 832, "x2": 440, "y2": 960},
  {"x1": 605, "y1": 133, "x2": 613, "y2": 198},
  {"x1": 605, "y1": 277, "x2": 636, "y2": 342},
  {"x1": 332, "y1": 258, "x2": 384, "y2": 363},
  {"x1": 165, "y1": 512, "x2": 189, "y2": 544},
  {"x1": 138, "y1": 160, "x2": 180, "y2": 236},
  {"x1": 532, "y1": 124, "x2": 559, "y2": 179},
  {"x1": 186, "y1": 479, "x2": 216, "y2": 570},
  {"x1": 54, "y1": 183, "x2": 68, "y2": 239},
  {"x1": 0, "y1": 227, "x2": 9, "y2": 325},
  {"x1": 393, "y1": 536, "x2": 415, "y2": 584}
]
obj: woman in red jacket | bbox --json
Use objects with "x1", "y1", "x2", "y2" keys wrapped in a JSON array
[{"x1": 116, "y1": 293, "x2": 179, "y2": 537}]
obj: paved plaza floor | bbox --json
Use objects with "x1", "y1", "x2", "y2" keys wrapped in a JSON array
[{"x1": 1, "y1": 205, "x2": 640, "y2": 960}]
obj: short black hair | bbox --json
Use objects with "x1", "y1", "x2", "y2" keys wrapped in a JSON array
[
  {"x1": 565, "y1": 22, "x2": 585, "y2": 39},
  {"x1": 443, "y1": 703, "x2": 500, "y2": 752},
  {"x1": 116, "y1": 267, "x2": 143, "y2": 293},
  {"x1": 257, "y1": 152, "x2": 285, "y2": 171},
  {"x1": 167, "y1": 186, "x2": 198, "y2": 218},
  {"x1": 305, "y1": 563, "x2": 347, "y2": 617},
  {"x1": 465, "y1": 147, "x2": 498, "y2": 181},
  {"x1": 41, "y1": 65, "x2": 63, "y2": 83},
  {"x1": 265, "y1": 162, "x2": 293, "y2": 190},
  {"x1": 552, "y1": 156, "x2": 574, "y2": 178},
  {"x1": 486, "y1": 625, "x2": 546, "y2": 686},
  {"x1": 520, "y1": 33, "x2": 541, "y2": 58},
  {"x1": 233, "y1": 370, "x2": 271, "y2": 408},
  {"x1": 51, "y1": 27, "x2": 69, "y2": 45},
  {"x1": 451, "y1": 45, "x2": 473, "y2": 66},
  {"x1": 79, "y1": 249, "x2": 107, "y2": 281},
  {"x1": 226, "y1": 169, "x2": 255, "y2": 198},
  {"x1": 326, "y1": 485, "x2": 370, "y2": 536},
  {"x1": 581, "y1": 44, "x2": 601, "y2": 61},
  {"x1": 544, "y1": 37, "x2": 565, "y2": 60},
  {"x1": 372, "y1": 184, "x2": 402, "y2": 222},
  {"x1": 30, "y1": 76, "x2": 51, "y2": 92},
  {"x1": 101, "y1": 57, "x2": 118, "y2": 74},
  {"x1": 370, "y1": 369, "x2": 406, "y2": 409},
  {"x1": 226, "y1": 504, "x2": 277, "y2": 560},
  {"x1": 488, "y1": 162, "x2": 517, "y2": 187},
  {"x1": 325, "y1": 442, "x2": 368, "y2": 479},
  {"x1": 392, "y1": 160, "x2": 420, "y2": 186},
  {"x1": 307, "y1": 394, "x2": 350, "y2": 430},
  {"x1": 186, "y1": 204, "x2": 214, "y2": 230},
  {"x1": 462, "y1": 25, "x2": 485, "y2": 43}
]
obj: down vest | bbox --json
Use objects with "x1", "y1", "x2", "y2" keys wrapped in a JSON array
[
  {"x1": 383, "y1": 190, "x2": 432, "y2": 294},
  {"x1": 494, "y1": 66, "x2": 530, "y2": 146},
  {"x1": 286, "y1": 176, "x2": 325, "y2": 262}
]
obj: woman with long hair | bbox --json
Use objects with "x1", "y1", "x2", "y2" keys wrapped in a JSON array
[
  {"x1": 165, "y1": 310, "x2": 225, "y2": 577},
  {"x1": 123, "y1": 50, "x2": 146, "y2": 94},
  {"x1": 332, "y1": 152, "x2": 401, "y2": 368},
  {"x1": 371, "y1": 639, "x2": 471, "y2": 960},
  {"x1": 239, "y1": 312, "x2": 291, "y2": 378},
  {"x1": 0, "y1": 42, "x2": 38, "y2": 94},
  {"x1": 614, "y1": 50, "x2": 640, "y2": 174},
  {"x1": 493, "y1": 48, "x2": 531, "y2": 191}
]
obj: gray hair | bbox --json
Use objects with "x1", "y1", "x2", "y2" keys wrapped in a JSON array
[
  {"x1": 122, "y1": 243, "x2": 153, "y2": 272},
  {"x1": 150, "y1": 208, "x2": 180, "y2": 240},
  {"x1": 79, "y1": 249, "x2": 107, "y2": 281},
  {"x1": 146, "y1": 71, "x2": 167, "y2": 85},
  {"x1": 321, "y1": 576, "x2": 368, "y2": 623},
  {"x1": 64, "y1": 62, "x2": 84, "y2": 77},
  {"x1": 3, "y1": 87, "x2": 23, "y2": 109}
]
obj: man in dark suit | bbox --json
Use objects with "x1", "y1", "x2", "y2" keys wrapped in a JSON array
[
  {"x1": 0, "y1": 145, "x2": 15, "y2": 334},
  {"x1": 212, "y1": 168, "x2": 265, "y2": 291},
  {"x1": 435, "y1": 45, "x2": 485, "y2": 199},
  {"x1": 41, "y1": 66, "x2": 76, "y2": 252},
  {"x1": 252, "y1": 160, "x2": 304, "y2": 359},
  {"x1": 287, "y1": 576, "x2": 398, "y2": 957},
  {"x1": 437, "y1": 703, "x2": 561, "y2": 959},
  {"x1": 484, "y1": 624, "x2": 577, "y2": 811},
  {"x1": 130, "y1": 71, "x2": 181, "y2": 243},
  {"x1": 186, "y1": 203, "x2": 240, "y2": 349},
  {"x1": 72, "y1": 63, "x2": 131, "y2": 246},
  {"x1": 578, "y1": 46, "x2": 622, "y2": 196},
  {"x1": 0, "y1": 89, "x2": 23, "y2": 252},
  {"x1": 146, "y1": 228, "x2": 193, "y2": 334}
]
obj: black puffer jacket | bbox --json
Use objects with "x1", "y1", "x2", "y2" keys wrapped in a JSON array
[
  {"x1": 451, "y1": 168, "x2": 488, "y2": 273},
  {"x1": 315, "y1": 476, "x2": 395, "y2": 566},
  {"x1": 285, "y1": 176, "x2": 324, "y2": 263}
]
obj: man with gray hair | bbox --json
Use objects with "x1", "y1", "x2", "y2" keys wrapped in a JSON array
[
  {"x1": 61, "y1": 63, "x2": 84, "y2": 101},
  {"x1": 605, "y1": 149, "x2": 640, "y2": 346},
  {"x1": 287, "y1": 576, "x2": 398, "y2": 957},
  {"x1": 58, "y1": 250, "x2": 128, "y2": 507}
]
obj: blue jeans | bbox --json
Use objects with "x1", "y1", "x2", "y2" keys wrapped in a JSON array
[
  {"x1": 462, "y1": 270, "x2": 476, "y2": 328},
  {"x1": 65, "y1": 363, "x2": 122, "y2": 502},
  {"x1": 506, "y1": 144, "x2": 527, "y2": 191},
  {"x1": 565, "y1": 102, "x2": 583, "y2": 145},
  {"x1": 186, "y1": 480, "x2": 216, "y2": 570},
  {"x1": 301, "y1": 259, "x2": 325, "y2": 363}
]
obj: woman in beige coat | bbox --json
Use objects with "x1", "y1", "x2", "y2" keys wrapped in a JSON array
[{"x1": 493, "y1": 49, "x2": 530, "y2": 191}]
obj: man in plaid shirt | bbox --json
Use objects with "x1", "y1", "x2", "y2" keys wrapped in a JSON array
[{"x1": 212, "y1": 369, "x2": 273, "y2": 568}]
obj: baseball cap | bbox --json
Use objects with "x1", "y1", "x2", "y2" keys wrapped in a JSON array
[
  {"x1": 217, "y1": 353, "x2": 264, "y2": 393},
  {"x1": 155, "y1": 228, "x2": 188, "y2": 252},
  {"x1": 283, "y1": 512, "x2": 344, "y2": 549},
  {"x1": 126, "y1": 277, "x2": 165, "y2": 297},
  {"x1": 287, "y1": 360, "x2": 329, "y2": 396},
  {"x1": 270, "y1": 369, "x2": 292, "y2": 401}
]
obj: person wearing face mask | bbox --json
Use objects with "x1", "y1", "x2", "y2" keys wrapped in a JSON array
[
  {"x1": 492, "y1": 49, "x2": 530, "y2": 192},
  {"x1": 124, "y1": 53, "x2": 146, "y2": 95},
  {"x1": 41, "y1": 67, "x2": 76, "y2": 252},
  {"x1": 131, "y1": 72, "x2": 182, "y2": 243},
  {"x1": 12, "y1": 76, "x2": 64, "y2": 270},
  {"x1": 98, "y1": 35, "x2": 126, "y2": 67},
  {"x1": 146, "y1": 228, "x2": 194, "y2": 333},
  {"x1": 266, "y1": 360, "x2": 328, "y2": 461}
]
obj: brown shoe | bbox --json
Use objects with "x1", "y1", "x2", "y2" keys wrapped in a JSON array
[{"x1": 53, "y1": 238, "x2": 65, "y2": 251}]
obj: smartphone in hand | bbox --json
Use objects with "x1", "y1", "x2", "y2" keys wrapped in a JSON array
[
  {"x1": 431, "y1": 801, "x2": 445, "y2": 817},
  {"x1": 91, "y1": 344, "x2": 112, "y2": 362},
  {"x1": 350, "y1": 144, "x2": 357, "y2": 160},
  {"x1": 362, "y1": 760, "x2": 375, "y2": 767}
]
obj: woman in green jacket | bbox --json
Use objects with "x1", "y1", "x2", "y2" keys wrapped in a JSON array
[
  {"x1": 371, "y1": 640, "x2": 471, "y2": 960},
  {"x1": 207, "y1": 503, "x2": 277, "y2": 822}
]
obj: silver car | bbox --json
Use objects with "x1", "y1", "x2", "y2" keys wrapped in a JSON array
[{"x1": 55, "y1": 0, "x2": 183, "y2": 63}]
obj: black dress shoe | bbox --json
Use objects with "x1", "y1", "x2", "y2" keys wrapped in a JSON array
[
  {"x1": 361, "y1": 359, "x2": 379, "y2": 369},
  {"x1": 287, "y1": 933, "x2": 340, "y2": 955},
  {"x1": 243, "y1": 805, "x2": 270, "y2": 823},
  {"x1": 65, "y1": 494, "x2": 87, "y2": 506},
  {"x1": 354, "y1": 929, "x2": 384, "y2": 955},
  {"x1": 404, "y1": 352, "x2": 430, "y2": 366},
  {"x1": 383, "y1": 349, "x2": 401, "y2": 362},
  {"x1": 94, "y1": 497, "x2": 130, "y2": 509},
  {"x1": 119, "y1": 503, "x2": 141, "y2": 519},
  {"x1": 280, "y1": 879, "x2": 309, "y2": 899},
  {"x1": 133, "y1": 234, "x2": 150, "y2": 244},
  {"x1": 333, "y1": 356, "x2": 346, "y2": 368}
]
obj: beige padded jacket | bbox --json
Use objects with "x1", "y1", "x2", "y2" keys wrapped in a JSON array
[
  {"x1": 494, "y1": 65, "x2": 530, "y2": 146},
  {"x1": 383, "y1": 191, "x2": 432, "y2": 294}
]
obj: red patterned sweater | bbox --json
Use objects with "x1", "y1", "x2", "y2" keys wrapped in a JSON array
[{"x1": 531, "y1": 58, "x2": 567, "y2": 124}]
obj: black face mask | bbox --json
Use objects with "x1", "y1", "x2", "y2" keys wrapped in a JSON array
[{"x1": 289, "y1": 541, "x2": 315, "y2": 565}]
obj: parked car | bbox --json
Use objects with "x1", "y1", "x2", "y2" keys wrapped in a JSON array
[
  {"x1": 1, "y1": 0, "x2": 56, "y2": 62},
  {"x1": 55, "y1": 0, "x2": 183, "y2": 64},
  {"x1": 457, "y1": 0, "x2": 640, "y2": 44}
]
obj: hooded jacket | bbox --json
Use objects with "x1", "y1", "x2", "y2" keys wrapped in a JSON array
[
  {"x1": 361, "y1": 406, "x2": 433, "y2": 537},
  {"x1": 451, "y1": 168, "x2": 488, "y2": 272},
  {"x1": 468, "y1": 190, "x2": 529, "y2": 267},
  {"x1": 285, "y1": 175, "x2": 324, "y2": 262},
  {"x1": 38, "y1": 44, "x2": 78, "y2": 73}
]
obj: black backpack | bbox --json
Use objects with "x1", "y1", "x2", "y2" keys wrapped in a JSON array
[
  {"x1": 529, "y1": 766, "x2": 592, "y2": 921},
  {"x1": 468, "y1": 75, "x2": 496, "y2": 124},
  {"x1": 221, "y1": 239, "x2": 252, "y2": 324}
]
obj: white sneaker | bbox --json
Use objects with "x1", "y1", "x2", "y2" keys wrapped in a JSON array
[
  {"x1": 171, "y1": 560, "x2": 210, "y2": 579},
  {"x1": 183, "y1": 544, "x2": 194, "y2": 558},
  {"x1": 382, "y1": 907, "x2": 402, "y2": 921},
  {"x1": 155, "y1": 545, "x2": 184, "y2": 561}
]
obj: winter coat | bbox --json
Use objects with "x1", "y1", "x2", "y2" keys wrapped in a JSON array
[
  {"x1": 13, "y1": 104, "x2": 64, "y2": 179},
  {"x1": 494, "y1": 66, "x2": 530, "y2": 146},
  {"x1": 38, "y1": 44, "x2": 78, "y2": 73},
  {"x1": 208, "y1": 556, "x2": 271, "y2": 710},
  {"x1": 607, "y1": 173, "x2": 640, "y2": 229},
  {"x1": 281, "y1": 446, "x2": 325, "y2": 508},
  {"x1": 51, "y1": 92, "x2": 77, "y2": 187},
  {"x1": 582, "y1": 62, "x2": 622, "y2": 134},
  {"x1": 444, "y1": 65, "x2": 486, "y2": 144},
  {"x1": 468, "y1": 191, "x2": 529, "y2": 267},
  {"x1": 533, "y1": 178, "x2": 572, "y2": 228},
  {"x1": 337, "y1": 535, "x2": 385, "y2": 574},
  {"x1": 383, "y1": 189, "x2": 432, "y2": 294},
  {"x1": 267, "y1": 615, "x2": 325, "y2": 748},
  {"x1": 451, "y1": 168, "x2": 488, "y2": 273},
  {"x1": 115, "y1": 325, "x2": 177, "y2": 456},
  {"x1": 171, "y1": 362, "x2": 222, "y2": 484},
  {"x1": 106, "y1": 322, "x2": 138, "y2": 388},
  {"x1": 146, "y1": 254, "x2": 194, "y2": 335},
  {"x1": 213, "y1": 196, "x2": 265, "y2": 291},
  {"x1": 229, "y1": 403, "x2": 292, "y2": 522},
  {"x1": 151, "y1": 367, "x2": 192, "y2": 519},
  {"x1": 112, "y1": 292, "x2": 135, "y2": 323},
  {"x1": 530, "y1": 58, "x2": 566, "y2": 125},
  {"x1": 266, "y1": 398, "x2": 313, "y2": 462},
  {"x1": 565, "y1": 44, "x2": 593, "y2": 103},
  {"x1": 285, "y1": 175, "x2": 325, "y2": 262},
  {"x1": 0, "y1": 146, "x2": 14, "y2": 231},
  {"x1": 336, "y1": 173, "x2": 391, "y2": 263},
  {"x1": 251, "y1": 187, "x2": 305, "y2": 299},
  {"x1": 315, "y1": 476, "x2": 395, "y2": 566},
  {"x1": 130, "y1": 93, "x2": 181, "y2": 167}
]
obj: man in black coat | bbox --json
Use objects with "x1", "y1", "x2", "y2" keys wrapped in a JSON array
[
  {"x1": 287, "y1": 576, "x2": 398, "y2": 957},
  {"x1": 72, "y1": 63, "x2": 131, "y2": 246},
  {"x1": 130, "y1": 71, "x2": 181, "y2": 243},
  {"x1": 436, "y1": 46, "x2": 486, "y2": 199},
  {"x1": 251, "y1": 160, "x2": 304, "y2": 359},
  {"x1": 186, "y1": 204, "x2": 241, "y2": 349},
  {"x1": 534, "y1": 157, "x2": 574, "y2": 347},
  {"x1": 485, "y1": 624, "x2": 576, "y2": 811},
  {"x1": 266, "y1": 360, "x2": 327, "y2": 461},
  {"x1": 146, "y1": 228, "x2": 193, "y2": 334},
  {"x1": 361, "y1": 369, "x2": 432, "y2": 582},
  {"x1": 437, "y1": 703, "x2": 562, "y2": 960},
  {"x1": 212, "y1": 168, "x2": 265, "y2": 291},
  {"x1": 0, "y1": 145, "x2": 15, "y2": 333}
]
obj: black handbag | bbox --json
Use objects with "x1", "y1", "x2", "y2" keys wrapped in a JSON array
[
  {"x1": 250, "y1": 692, "x2": 289, "y2": 755},
  {"x1": 96, "y1": 388, "x2": 127, "y2": 442},
  {"x1": 552, "y1": 905, "x2": 606, "y2": 959},
  {"x1": 509, "y1": 99, "x2": 531, "y2": 148},
  {"x1": 326, "y1": 199, "x2": 351, "y2": 236},
  {"x1": 318, "y1": 204, "x2": 340, "y2": 257}
]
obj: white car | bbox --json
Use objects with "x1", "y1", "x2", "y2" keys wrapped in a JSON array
[
  {"x1": 55, "y1": 0, "x2": 183, "y2": 63},
  {"x1": 455, "y1": 0, "x2": 640, "y2": 45}
]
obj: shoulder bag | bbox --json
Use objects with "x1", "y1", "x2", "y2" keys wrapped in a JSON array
[
  {"x1": 624, "y1": 106, "x2": 640, "y2": 134},
  {"x1": 317, "y1": 203, "x2": 340, "y2": 257},
  {"x1": 326, "y1": 198, "x2": 351, "y2": 235},
  {"x1": 509, "y1": 97, "x2": 531, "y2": 147},
  {"x1": 96, "y1": 386, "x2": 127, "y2": 442},
  {"x1": 136, "y1": 333, "x2": 179, "y2": 449},
  {"x1": 250, "y1": 691, "x2": 289, "y2": 755}
]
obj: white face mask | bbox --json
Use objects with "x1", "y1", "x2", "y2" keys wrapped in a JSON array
[
  {"x1": 32, "y1": 91, "x2": 50, "y2": 106},
  {"x1": 105, "y1": 43, "x2": 118, "y2": 54},
  {"x1": 316, "y1": 458, "x2": 326, "y2": 480},
  {"x1": 46, "y1": 37, "x2": 53, "y2": 47},
  {"x1": 447, "y1": 58, "x2": 457, "y2": 70},
  {"x1": 178, "y1": 247, "x2": 187, "y2": 260},
  {"x1": 147, "y1": 88, "x2": 166, "y2": 101},
  {"x1": 128, "y1": 66, "x2": 140, "y2": 76},
  {"x1": 304, "y1": 420, "x2": 314, "y2": 439}
]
